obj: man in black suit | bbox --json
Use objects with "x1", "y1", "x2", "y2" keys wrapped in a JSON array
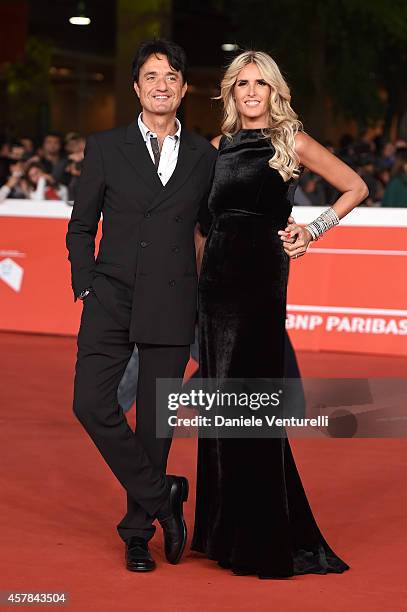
[{"x1": 66, "y1": 39, "x2": 216, "y2": 572}]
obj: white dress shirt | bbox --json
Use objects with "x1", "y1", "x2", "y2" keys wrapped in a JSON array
[{"x1": 138, "y1": 112, "x2": 181, "y2": 186}]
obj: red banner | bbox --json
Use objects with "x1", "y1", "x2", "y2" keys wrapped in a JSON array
[
  {"x1": 286, "y1": 225, "x2": 407, "y2": 356},
  {"x1": 0, "y1": 201, "x2": 406, "y2": 357}
]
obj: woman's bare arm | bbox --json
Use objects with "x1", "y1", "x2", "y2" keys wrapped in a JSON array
[
  {"x1": 294, "y1": 131, "x2": 368, "y2": 218},
  {"x1": 279, "y1": 132, "x2": 369, "y2": 259}
]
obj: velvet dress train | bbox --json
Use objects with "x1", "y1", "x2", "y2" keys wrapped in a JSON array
[{"x1": 191, "y1": 130, "x2": 349, "y2": 578}]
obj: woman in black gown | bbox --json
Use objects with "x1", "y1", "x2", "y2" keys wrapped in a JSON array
[{"x1": 191, "y1": 51, "x2": 368, "y2": 579}]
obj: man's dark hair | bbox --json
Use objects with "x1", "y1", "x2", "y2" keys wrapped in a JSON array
[
  {"x1": 42, "y1": 132, "x2": 62, "y2": 143},
  {"x1": 10, "y1": 141, "x2": 24, "y2": 149},
  {"x1": 131, "y1": 39, "x2": 187, "y2": 84}
]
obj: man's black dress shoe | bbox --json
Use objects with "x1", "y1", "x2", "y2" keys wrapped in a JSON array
[
  {"x1": 157, "y1": 475, "x2": 189, "y2": 565},
  {"x1": 125, "y1": 536, "x2": 156, "y2": 572}
]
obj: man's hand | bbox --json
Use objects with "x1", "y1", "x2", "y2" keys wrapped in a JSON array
[
  {"x1": 69, "y1": 151, "x2": 84, "y2": 163},
  {"x1": 66, "y1": 162, "x2": 81, "y2": 177},
  {"x1": 6, "y1": 162, "x2": 24, "y2": 189}
]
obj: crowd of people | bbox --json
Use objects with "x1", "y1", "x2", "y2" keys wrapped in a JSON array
[
  {"x1": 0, "y1": 132, "x2": 85, "y2": 204},
  {"x1": 1, "y1": 128, "x2": 406, "y2": 206},
  {"x1": 293, "y1": 131, "x2": 407, "y2": 207}
]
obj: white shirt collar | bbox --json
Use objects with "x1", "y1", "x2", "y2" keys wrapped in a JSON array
[{"x1": 138, "y1": 112, "x2": 181, "y2": 142}]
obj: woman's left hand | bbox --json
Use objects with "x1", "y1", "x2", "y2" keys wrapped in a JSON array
[{"x1": 278, "y1": 217, "x2": 313, "y2": 259}]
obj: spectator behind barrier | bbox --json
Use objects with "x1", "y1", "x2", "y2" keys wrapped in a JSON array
[
  {"x1": 382, "y1": 149, "x2": 407, "y2": 207},
  {"x1": 0, "y1": 160, "x2": 26, "y2": 203},
  {"x1": 358, "y1": 156, "x2": 382, "y2": 206},
  {"x1": 31, "y1": 132, "x2": 65, "y2": 177},
  {"x1": 23, "y1": 162, "x2": 68, "y2": 201},
  {"x1": 1, "y1": 140, "x2": 28, "y2": 182},
  {"x1": 1, "y1": 130, "x2": 407, "y2": 207},
  {"x1": 0, "y1": 161, "x2": 68, "y2": 203},
  {"x1": 53, "y1": 134, "x2": 85, "y2": 201}
]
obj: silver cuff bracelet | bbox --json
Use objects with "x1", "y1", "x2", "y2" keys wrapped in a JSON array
[{"x1": 306, "y1": 207, "x2": 339, "y2": 241}]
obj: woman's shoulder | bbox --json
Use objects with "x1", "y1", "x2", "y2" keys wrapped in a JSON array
[
  {"x1": 210, "y1": 135, "x2": 223, "y2": 150},
  {"x1": 293, "y1": 130, "x2": 310, "y2": 155}
]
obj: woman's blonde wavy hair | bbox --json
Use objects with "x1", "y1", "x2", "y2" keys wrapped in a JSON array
[{"x1": 217, "y1": 50, "x2": 304, "y2": 182}]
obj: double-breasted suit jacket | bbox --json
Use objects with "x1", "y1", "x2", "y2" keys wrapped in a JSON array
[{"x1": 66, "y1": 120, "x2": 217, "y2": 345}]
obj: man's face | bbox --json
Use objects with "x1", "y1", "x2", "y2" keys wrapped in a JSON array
[
  {"x1": 20, "y1": 138, "x2": 33, "y2": 154},
  {"x1": 9, "y1": 145, "x2": 25, "y2": 160},
  {"x1": 9, "y1": 161, "x2": 23, "y2": 175},
  {"x1": 43, "y1": 135, "x2": 61, "y2": 155},
  {"x1": 66, "y1": 137, "x2": 86, "y2": 155},
  {"x1": 133, "y1": 53, "x2": 187, "y2": 117}
]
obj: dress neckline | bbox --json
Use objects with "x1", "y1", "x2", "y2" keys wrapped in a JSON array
[
  {"x1": 219, "y1": 128, "x2": 274, "y2": 152},
  {"x1": 239, "y1": 127, "x2": 268, "y2": 132}
]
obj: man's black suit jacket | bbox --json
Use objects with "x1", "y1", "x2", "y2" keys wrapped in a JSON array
[{"x1": 66, "y1": 119, "x2": 217, "y2": 345}]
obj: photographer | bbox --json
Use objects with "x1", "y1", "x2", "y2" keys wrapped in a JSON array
[
  {"x1": 0, "y1": 160, "x2": 27, "y2": 203},
  {"x1": 54, "y1": 134, "x2": 85, "y2": 202}
]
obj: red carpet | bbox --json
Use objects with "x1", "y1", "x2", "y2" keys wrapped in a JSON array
[{"x1": 1, "y1": 331, "x2": 406, "y2": 611}]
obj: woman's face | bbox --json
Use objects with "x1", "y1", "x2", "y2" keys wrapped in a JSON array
[
  {"x1": 27, "y1": 166, "x2": 42, "y2": 184},
  {"x1": 233, "y1": 62, "x2": 271, "y2": 127}
]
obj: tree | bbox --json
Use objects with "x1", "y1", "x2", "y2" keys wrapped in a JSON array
[{"x1": 222, "y1": 0, "x2": 407, "y2": 139}]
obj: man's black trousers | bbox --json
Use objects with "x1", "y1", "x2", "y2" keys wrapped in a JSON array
[{"x1": 72, "y1": 290, "x2": 190, "y2": 541}]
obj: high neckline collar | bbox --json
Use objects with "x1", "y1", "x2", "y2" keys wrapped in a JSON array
[{"x1": 239, "y1": 127, "x2": 269, "y2": 132}]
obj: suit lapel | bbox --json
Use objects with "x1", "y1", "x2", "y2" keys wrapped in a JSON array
[
  {"x1": 117, "y1": 120, "x2": 163, "y2": 200},
  {"x1": 117, "y1": 122, "x2": 204, "y2": 211},
  {"x1": 149, "y1": 129, "x2": 204, "y2": 211}
]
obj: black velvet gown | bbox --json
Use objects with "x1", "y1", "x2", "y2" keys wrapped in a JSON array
[{"x1": 191, "y1": 129, "x2": 349, "y2": 578}]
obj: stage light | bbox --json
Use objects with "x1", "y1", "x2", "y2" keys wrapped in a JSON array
[
  {"x1": 69, "y1": 1, "x2": 91, "y2": 26},
  {"x1": 221, "y1": 43, "x2": 238, "y2": 51}
]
